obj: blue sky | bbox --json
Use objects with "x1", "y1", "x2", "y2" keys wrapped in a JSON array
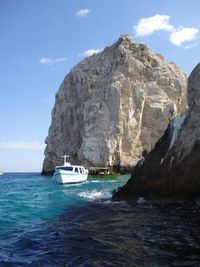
[{"x1": 0, "y1": 0, "x2": 199, "y2": 172}]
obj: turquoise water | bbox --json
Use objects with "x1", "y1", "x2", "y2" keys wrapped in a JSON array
[
  {"x1": 0, "y1": 173, "x2": 200, "y2": 266},
  {"x1": 0, "y1": 173, "x2": 129, "y2": 229}
]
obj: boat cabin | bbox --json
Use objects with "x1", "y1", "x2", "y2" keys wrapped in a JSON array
[{"x1": 56, "y1": 165, "x2": 86, "y2": 174}]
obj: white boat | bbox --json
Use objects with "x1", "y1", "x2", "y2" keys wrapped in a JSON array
[
  {"x1": 53, "y1": 155, "x2": 88, "y2": 184},
  {"x1": 0, "y1": 172, "x2": 3, "y2": 175}
]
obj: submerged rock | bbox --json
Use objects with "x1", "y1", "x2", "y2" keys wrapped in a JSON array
[
  {"x1": 113, "y1": 63, "x2": 200, "y2": 202},
  {"x1": 42, "y1": 34, "x2": 187, "y2": 175}
]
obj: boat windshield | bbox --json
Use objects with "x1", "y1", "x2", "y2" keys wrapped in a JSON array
[{"x1": 57, "y1": 166, "x2": 73, "y2": 171}]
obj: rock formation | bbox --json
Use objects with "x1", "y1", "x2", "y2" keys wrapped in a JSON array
[
  {"x1": 42, "y1": 34, "x2": 187, "y2": 175},
  {"x1": 113, "y1": 63, "x2": 200, "y2": 203}
]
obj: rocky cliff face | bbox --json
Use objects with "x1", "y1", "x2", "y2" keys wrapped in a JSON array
[
  {"x1": 42, "y1": 34, "x2": 187, "y2": 175},
  {"x1": 113, "y1": 63, "x2": 200, "y2": 202}
]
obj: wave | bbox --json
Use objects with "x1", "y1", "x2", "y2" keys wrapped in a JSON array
[
  {"x1": 137, "y1": 197, "x2": 147, "y2": 204},
  {"x1": 78, "y1": 190, "x2": 112, "y2": 201},
  {"x1": 62, "y1": 181, "x2": 87, "y2": 187}
]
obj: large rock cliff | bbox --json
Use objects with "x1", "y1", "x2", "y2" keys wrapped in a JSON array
[
  {"x1": 42, "y1": 34, "x2": 187, "y2": 175},
  {"x1": 113, "y1": 63, "x2": 200, "y2": 202}
]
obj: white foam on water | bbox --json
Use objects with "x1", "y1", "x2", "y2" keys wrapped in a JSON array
[
  {"x1": 89, "y1": 179, "x2": 117, "y2": 183},
  {"x1": 137, "y1": 197, "x2": 146, "y2": 204},
  {"x1": 62, "y1": 182, "x2": 86, "y2": 188},
  {"x1": 78, "y1": 190, "x2": 112, "y2": 201}
]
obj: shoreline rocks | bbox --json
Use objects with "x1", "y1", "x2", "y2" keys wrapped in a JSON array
[
  {"x1": 42, "y1": 34, "x2": 187, "y2": 175},
  {"x1": 113, "y1": 63, "x2": 200, "y2": 203}
]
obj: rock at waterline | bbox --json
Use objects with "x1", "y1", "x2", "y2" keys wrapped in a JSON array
[
  {"x1": 113, "y1": 63, "x2": 200, "y2": 203},
  {"x1": 42, "y1": 34, "x2": 187, "y2": 175}
]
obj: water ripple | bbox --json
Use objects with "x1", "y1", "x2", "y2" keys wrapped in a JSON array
[{"x1": 0, "y1": 174, "x2": 200, "y2": 266}]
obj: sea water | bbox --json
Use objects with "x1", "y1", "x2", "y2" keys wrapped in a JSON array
[{"x1": 0, "y1": 173, "x2": 200, "y2": 267}]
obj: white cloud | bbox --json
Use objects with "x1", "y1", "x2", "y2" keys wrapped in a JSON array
[
  {"x1": 134, "y1": 14, "x2": 174, "y2": 37},
  {"x1": 82, "y1": 48, "x2": 102, "y2": 57},
  {"x1": 0, "y1": 142, "x2": 45, "y2": 150},
  {"x1": 75, "y1": 9, "x2": 90, "y2": 18},
  {"x1": 39, "y1": 57, "x2": 67, "y2": 65},
  {"x1": 169, "y1": 27, "x2": 199, "y2": 46}
]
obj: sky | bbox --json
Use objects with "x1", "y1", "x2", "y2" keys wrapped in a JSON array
[{"x1": 0, "y1": 0, "x2": 199, "y2": 172}]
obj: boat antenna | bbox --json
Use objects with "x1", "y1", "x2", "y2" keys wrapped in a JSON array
[{"x1": 61, "y1": 155, "x2": 69, "y2": 165}]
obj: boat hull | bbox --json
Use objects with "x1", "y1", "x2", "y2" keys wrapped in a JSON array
[{"x1": 53, "y1": 170, "x2": 88, "y2": 184}]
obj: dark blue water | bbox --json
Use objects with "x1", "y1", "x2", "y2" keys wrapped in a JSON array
[{"x1": 0, "y1": 173, "x2": 200, "y2": 267}]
